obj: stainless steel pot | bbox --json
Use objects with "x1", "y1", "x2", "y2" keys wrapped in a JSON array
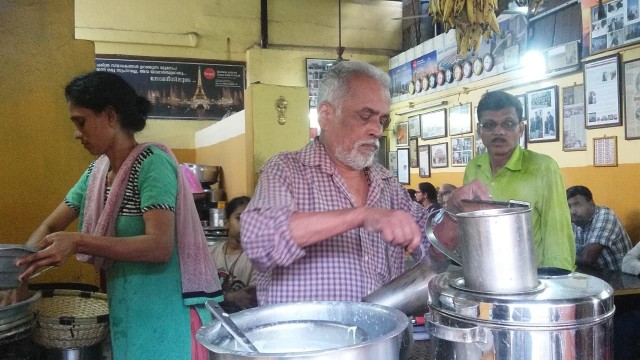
[
  {"x1": 196, "y1": 301, "x2": 413, "y2": 359},
  {"x1": 426, "y1": 205, "x2": 538, "y2": 294},
  {"x1": 182, "y1": 163, "x2": 220, "y2": 184},
  {"x1": 426, "y1": 270, "x2": 614, "y2": 359},
  {"x1": 0, "y1": 245, "x2": 37, "y2": 289}
]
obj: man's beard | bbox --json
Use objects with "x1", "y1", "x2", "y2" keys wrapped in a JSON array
[{"x1": 335, "y1": 139, "x2": 379, "y2": 170}]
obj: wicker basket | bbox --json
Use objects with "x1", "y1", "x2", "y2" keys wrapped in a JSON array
[{"x1": 32, "y1": 289, "x2": 109, "y2": 349}]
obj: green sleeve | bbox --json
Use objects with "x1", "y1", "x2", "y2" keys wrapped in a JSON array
[
  {"x1": 538, "y1": 162, "x2": 576, "y2": 270},
  {"x1": 138, "y1": 146, "x2": 178, "y2": 211},
  {"x1": 64, "y1": 166, "x2": 91, "y2": 214}
]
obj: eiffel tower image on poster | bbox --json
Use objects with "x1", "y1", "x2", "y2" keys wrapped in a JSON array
[{"x1": 191, "y1": 66, "x2": 210, "y2": 110}]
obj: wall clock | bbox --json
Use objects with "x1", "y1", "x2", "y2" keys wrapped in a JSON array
[
  {"x1": 437, "y1": 70, "x2": 446, "y2": 86},
  {"x1": 453, "y1": 64, "x2": 463, "y2": 81},
  {"x1": 483, "y1": 54, "x2": 495, "y2": 72},
  {"x1": 473, "y1": 58, "x2": 483, "y2": 76},
  {"x1": 463, "y1": 61, "x2": 473, "y2": 78}
]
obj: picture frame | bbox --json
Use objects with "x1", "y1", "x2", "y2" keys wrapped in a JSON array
[
  {"x1": 584, "y1": 54, "x2": 622, "y2": 129},
  {"x1": 451, "y1": 135, "x2": 474, "y2": 167},
  {"x1": 420, "y1": 109, "x2": 447, "y2": 140},
  {"x1": 448, "y1": 103, "x2": 472, "y2": 136},
  {"x1": 562, "y1": 85, "x2": 587, "y2": 151},
  {"x1": 306, "y1": 58, "x2": 335, "y2": 108},
  {"x1": 623, "y1": 58, "x2": 640, "y2": 140},
  {"x1": 526, "y1": 86, "x2": 559, "y2": 143},
  {"x1": 593, "y1": 136, "x2": 618, "y2": 167},
  {"x1": 397, "y1": 148, "x2": 410, "y2": 185},
  {"x1": 375, "y1": 135, "x2": 388, "y2": 167},
  {"x1": 409, "y1": 138, "x2": 419, "y2": 168},
  {"x1": 430, "y1": 142, "x2": 449, "y2": 168},
  {"x1": 515, "y1": 94, "x2": 527, "y2": 120},
  {"x1": 418, "y1": 145, "x2": 431, "y2": 178},
  {"x1": 395, "y1": 122, "x2": 409, "y2": 146},
  {"x1": 408, "y1": 115, "x2": 421, "y2": 138},
  {"x1": 475, "y1": 138, "x2": 487, "y2": 156},
  {"x1": 388, "y1": 151, "x2": 398, "y2": 179}
]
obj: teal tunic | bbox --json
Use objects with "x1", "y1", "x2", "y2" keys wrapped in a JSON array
[{"x1": 65, "y1": 146, "x2": 192, "y2": 360}]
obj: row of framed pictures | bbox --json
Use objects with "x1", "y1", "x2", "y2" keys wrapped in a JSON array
[
  {"x1": 395, "y1": 103, "x2": 473, "y2": 146},
  {"x1": 385, "y1": 135, "x2": 474, "y2": 185},
  {"x1": 395, "y1": 53, "x2": 640, "y2": 153}
]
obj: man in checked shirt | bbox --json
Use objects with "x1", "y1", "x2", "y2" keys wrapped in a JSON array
[
  {"x1": 567, "y1": 185, "x2": 632, "y2": 271},
  {"x1": 241, "y1": 61, "x2": 446, "y2": 305}
]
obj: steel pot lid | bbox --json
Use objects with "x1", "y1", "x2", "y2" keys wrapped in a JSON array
[{"x1": 428, "y1": 270, "x2": 614, "y2": 326}]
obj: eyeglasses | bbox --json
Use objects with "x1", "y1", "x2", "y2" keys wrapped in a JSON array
[{"x1": 479, "y1": 120, "x2": 521, "y2": 132}]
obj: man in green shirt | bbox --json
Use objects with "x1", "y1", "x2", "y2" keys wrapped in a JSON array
[{"x1": 456, "y1": 91, "x2": 575, "y2": 271}]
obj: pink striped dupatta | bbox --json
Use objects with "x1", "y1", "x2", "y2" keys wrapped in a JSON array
[{"x1": 78, "y1": 142, "x2": 221, "y2": 360}]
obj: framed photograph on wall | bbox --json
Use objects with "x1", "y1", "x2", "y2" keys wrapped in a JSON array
[
  {"x1": 306, "y1": 58, "x2": 335, "y2": 108},
  {"x1": 418, "y1": 145, "x2": 431, "y2": 177},
  {"x1": 395, "y1": 122, "x2": 409, "y2": 146},
  {"x1": 388, "y1": 151, "x2": 398, "y2": 179},
  {"x1": 526, "y1": 86, "x2": 559, "y2": 143},
  {"x1": 593, "y1": 136, "x2": 618, "y2": 167},
  {"x1": 562, "y1": 85, "x2": 587, "y2": 151},
  {"x1": 408, "y1": 115, "x2": 421, "y2": 138},
  {"x1": 409, "y1": 138, "x2": 419, "y2": 168},
  {"x1": 397, "y1": 148, "x2": 410, "y2": 185},
  {"x1": 584, "y1": 54, "x2": 622, "y2": 129},
  {"x1": 516, "y1": 94, "x2": 527, "y2": 120},
  {"x1": 623, "y1": 58, "x2": 640, "y2": 139},
  {"x1": 451, "y1": 135, "x2": 474, "y2": 167},
  {"x1": 420, "y1": 109, "x2": 447, "y2": 140},
  {"x1": 375, "y1": 135, "x2": 388, "y2": 167},
  {"x1": 430, "y1": 142, "x2": 449, "y2": 168},
  {"x1": 449, "y1": 103, "x2": 472, "y2": 136}
]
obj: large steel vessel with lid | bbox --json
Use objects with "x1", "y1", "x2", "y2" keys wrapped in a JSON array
[{"x1": 426, "y1": 269, "x2": 614, "y2": 359}]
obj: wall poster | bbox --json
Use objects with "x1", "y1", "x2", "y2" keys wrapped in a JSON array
[
  {"x1": 397, "y1": 148, "x2": 410, "y2": 185},
  {"x1": 418, "y1": 145, "x2": 431, "y2": 178},
  {"x1": 306, "y1": 59, "x2": 335, "y2": 108},
  {"x1": 593, "y1": 136, "x2": 618, "y2": 166},
  {"x1": 562, "y1": 85, "x2": 587, "y2": 151},
  {"x1": 526, "y1": 86, "x2": 559, "y2": 143},
  {"x1": 584, "y1": 54, "x2": 622, "y2": 129},
  {"x1": 451, "y1": 135, "x2": 474, "y2": 166},
  {"x1": 623, "y1": 58, "x2": 640, "y2": 139},
  {"x1": 96, "y1": 56, "x2": 245, "y2": 121},
  {"x1": 409, "y1": 138, "x2": 419, "y2": 168}
]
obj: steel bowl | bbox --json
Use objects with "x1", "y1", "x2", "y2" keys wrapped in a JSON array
[
  {"x1": 197, "y1": 301, "x2": 412, "y2": 359},
  {"x1": 0, "y1": 245, "x2": 37, "y2": 290},
  {"x1": 182, "y1": 163, "x2": 220, "y2": 185}
]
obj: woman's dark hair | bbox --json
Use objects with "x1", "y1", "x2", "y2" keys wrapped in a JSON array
[
  {"x1": 225, "y1": 196, "x2": 251, "y2": 219},
  {"x1": 477, "y1": 90, "x2": 523, "y2": 122},
  {"x1": 418, "y1": 182, "x2": 438, "y2": 203},
  {"x1": 407, "y1": 189, "x2": 417, "y2": 202},
  {"x1": 64, "y1": 71, "x2": 151, "y2": 132}
]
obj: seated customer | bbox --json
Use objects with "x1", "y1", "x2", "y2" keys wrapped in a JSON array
[
  {"x1": 416, "y1": 182, "x2": 441, "y2": 214},
  {"x1": 437, "y1": 183, "x2": 457, "y2": 209},
  {"x1": 210, "y1": 196, "x2": 257, "y2": 312},
  {"x1": 622, "y1": 241, "x2": 640, "y2": 275},
  {"x1": 567, "y1": 185, "x2": 632, "y2": 270}
]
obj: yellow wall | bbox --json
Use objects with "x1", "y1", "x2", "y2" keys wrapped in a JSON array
[
  {"x1": 196, "y1": 134, "x2": 250, "y2": 200},
  {"x1": 394, "y1": 45, "x2": 640, "y2": 242},
  {"x1": 245, "y1": 83, "x2": 310, "y2": 193},
  {"x1": 0, "y1": 1, "x2": 99, "y2": 285}
]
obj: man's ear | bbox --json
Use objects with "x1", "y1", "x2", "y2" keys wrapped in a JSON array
[{"x1": 317, "y1": 101, "x2": 335, "y2": 129}]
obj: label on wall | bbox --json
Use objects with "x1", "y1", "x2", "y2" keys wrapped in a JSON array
[{"x1": 96, "y1": 56, "x2": 245, "y2": 121}]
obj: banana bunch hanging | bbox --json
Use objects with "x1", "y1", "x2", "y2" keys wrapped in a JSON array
[
  {"x1": 428, "y1": 0, "x2": 501, "y2": 57},
  {"x1": 429, "y1": 0, "x2": 547, "y2": 57}
]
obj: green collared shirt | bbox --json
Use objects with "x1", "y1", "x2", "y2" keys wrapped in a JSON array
[{"x1": 464, "y1": 146, "x2": 576, "y2": 270}]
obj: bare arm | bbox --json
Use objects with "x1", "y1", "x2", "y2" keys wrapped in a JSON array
[
  {"x1": 26, "y1": 202, "x2": 79, "y2": 246},
  {"x1": 17, "y1": 208, "x2": 174, "y2": 280},
  {"x1": 576, "y1": 243, "x2": 605, "y2": 267},
  {"x1": 289, "y1": 207, "x2": 421, "y2": 252}
]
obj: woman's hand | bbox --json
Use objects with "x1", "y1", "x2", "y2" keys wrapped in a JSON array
[{"x1": 16, "y1": 231, "x2": 81, "y2": 281}]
